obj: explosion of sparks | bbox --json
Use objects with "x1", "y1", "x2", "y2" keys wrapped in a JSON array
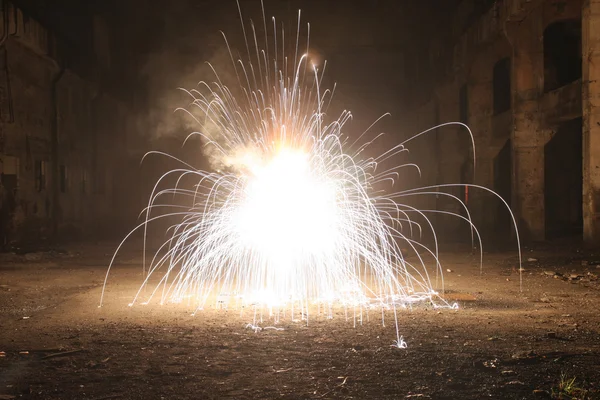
[{"x1": 102, "y1": 2, "x2": 521, "y2": 348}]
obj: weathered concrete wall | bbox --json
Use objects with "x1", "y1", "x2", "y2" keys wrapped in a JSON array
[
  {"x1": 394, "y1": 99, "x2": 440, "y2": 246},
  {"x1": 540, "y1": 81, "x2": 582, "y2": 125},
  {"x1": 509, "y1": 9, "x2": 548, "y2": 242},
  {"x1": 436, "y1": 37, "x2": 514, "y2": 243},
  {"x1": 434, "y1": 82, "x2": 466, "y2": 240},
  {"x1": 405, "y1": 0, "x2": 595, "y2": 244},
  {"x1": 55, "y1": 71, "x2": 95, "y2": 231},
  {"x1": 582, "y1": 0, "x2": 600, "y2": 245},
  {"x1": 0, "y1": 34, "x2": 57, "y2": 240},
  {"x1": 0, "y1": 3, "x2": 138, "y2": 244}
]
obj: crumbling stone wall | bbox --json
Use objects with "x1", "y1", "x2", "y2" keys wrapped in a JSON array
[
  {"x1": 0, "y1": 3, "x2": 138, "y2": 246},
  {"x1": 407, "y1": 0, "x2": 597, "y2": 245}
]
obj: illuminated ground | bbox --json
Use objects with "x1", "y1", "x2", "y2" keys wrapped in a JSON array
[{"x1": 1, "y1": 242, "x2": 600, "y2": 399}]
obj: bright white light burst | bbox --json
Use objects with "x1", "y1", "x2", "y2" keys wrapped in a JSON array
[{"x1": 101, "y1": 2, "x2": 522, "y2": 348}]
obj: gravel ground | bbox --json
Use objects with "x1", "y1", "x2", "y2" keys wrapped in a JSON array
[{"x1": 1, "y1": 241, "x2": 600, "y2": 399}]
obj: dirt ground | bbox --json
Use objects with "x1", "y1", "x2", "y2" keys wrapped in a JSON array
[{"x1": 1, "y1": 241, "x2": 600, "y2": 399}]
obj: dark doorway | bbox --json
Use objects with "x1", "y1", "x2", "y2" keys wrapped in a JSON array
[
  {"x1": 493, "y1": 139, "x2": 512, "y2": 239},
  {"x1": 493, "y1": 58, "x2": 511, "y2": 115},
  {"x1": 544, "y1": 118, "x2": 583, "y2": 239},
  {"x1": 544, "y1": 19, "x2": 582, "y2": 92},
  {"x1": 0, "y1": 155, "x2": 18, "y2": 247}
]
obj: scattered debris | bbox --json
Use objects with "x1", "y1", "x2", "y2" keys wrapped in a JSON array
[
  {"x1": 541, "y1": 268, "x2": 600, "y2": 289},
  {"x1": 511, "y1": 350, "x2": 537, "y2": 361},
  {"x1": 41, "y1": 349, "x2": 84, "y2": 360},
  {"x1": 443, "y1": 292, "x2": 476, "y2": 302},
  {"x1": 90, "y1": 395, "x2": 122, "y2": 400},
  {"x1": 483, "y1": 359, "x2": 499, "y2": 368},
  {"x1": 87, "y1": 357, "x2": 111, "y2": 369},
  {"x1": 24, "y1": 252, "x2": 43, "y2": 261},
  {"x1": 587, "y1": 272, "x2": 598, "y2": 280},
  {"x1": 532, "y1": 389, "x2": 550, "y2": 397}
]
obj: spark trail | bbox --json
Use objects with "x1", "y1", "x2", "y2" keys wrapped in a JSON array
[{"x1": 101, "y1": 2, "x2": 521, "y2": 348}]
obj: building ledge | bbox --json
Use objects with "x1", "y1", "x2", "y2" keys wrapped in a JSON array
[
  {"x1": 492, "y1": 110, "x2": 512, "y2": 144},
  {"x1": 540, "y1": 80, "x2": 582, "y2": 125}
]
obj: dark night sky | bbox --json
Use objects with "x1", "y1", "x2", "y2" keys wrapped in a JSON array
[
  {"x1": 11, "y1": 0, "x2": 456, "y2": 78},
  {"x1": 10, "y1": 1, "x2": 458, "y2": 78},
  {"x1": 116, "y1": 0, "x2": 458, "y2": 136},
  {"x1": 7, "y1": 0, "x2": 464, "y2": 197},
  {"x1": 11, "y1": 0, "x2": 460, "y2": 139}
]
